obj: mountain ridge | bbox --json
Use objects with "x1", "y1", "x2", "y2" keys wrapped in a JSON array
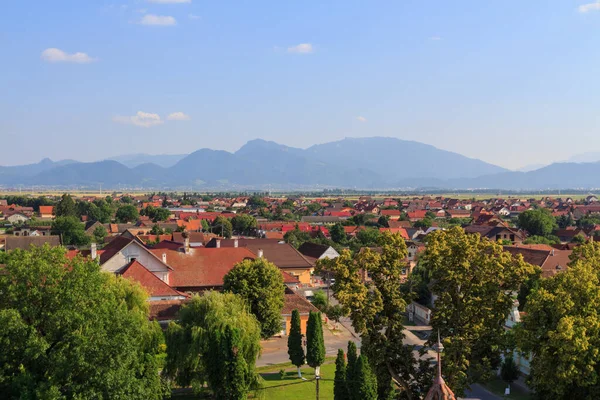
[{"x1": 5, "y1": 137, "x2": 592, "y2": 189}]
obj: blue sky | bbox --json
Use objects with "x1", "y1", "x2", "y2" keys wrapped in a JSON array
[{"x1": 1, "y1": 0, "x2": 600, "y2": 169}]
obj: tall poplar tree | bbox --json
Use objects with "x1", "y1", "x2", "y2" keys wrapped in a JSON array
[
  {"x1": 306, "y1": 311, "x2": 325, "y2": 376},
  {"x1": 346, "y1": 341, "x2": 358, "y2": 394},
  {"x1": 287, "y1": 309, "x2": 305, "y2": 378},
  {"x1": 355, "y1": 355, "x2": 378, "y2": 400},
  {"x1": 334, "y1": 348, "x2": 349, "y2": 400}
]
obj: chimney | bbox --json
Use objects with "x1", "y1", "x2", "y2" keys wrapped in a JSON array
[
  {"x1": 216, "y1": 239, "x2": 221, "y2": 248},
  {"x1": 551, "y1": 249, "x2": 555, "y2": 256},
  {"x1": 91, "y1": 243, "x2": 97, "y2": 261},
  {"x1": 234, "y1": 239, "x2": 238, "y2": 248},
  {"x1": 184, "y1": 237, "x2": 190, "y2": 254},
  {"x1": 257, "y1": 248, "x2": 264, "y2": 258},
  {"x1": 162, "y1": 253, "x2": 167, "y2": 264}
]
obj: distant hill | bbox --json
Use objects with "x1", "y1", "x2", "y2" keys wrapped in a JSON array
[
  {"x1": 305, "y1": 137, "x2": 507, "y2": 180},
  {"x1": 0, "y1": 137, "x2": 562, "y2": 189},
  {"x1": 107, "y1": 153, "x2": 186, "y2": 168},
  {"x1": 447, "y1": 162, "x2": 600, "y2": 190}
]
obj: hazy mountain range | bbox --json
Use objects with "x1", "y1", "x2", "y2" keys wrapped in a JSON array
[{"x1": 1, "y1": 137, "x2": 600, "y2": 190}]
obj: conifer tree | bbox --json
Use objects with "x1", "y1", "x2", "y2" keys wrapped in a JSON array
[
  {"x1": 306, "y1": 311, "x2": 325, "y2": 376},
  {"x1": 287, "y1": 309, "x2": 305, "y2": 378},
  {"x1": 355, "y1": 355, "x2": 378, "y2": 400},
  {"x1": 334, "y1": 348, "x2": 350, "y2": 400},
  {"x1": 346, "y1": 341, "x2": 358, "y2": 395}
]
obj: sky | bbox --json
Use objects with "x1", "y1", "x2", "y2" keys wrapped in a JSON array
[{"x1": 1, "y1": 0, "x2": 600, "y2": 170}]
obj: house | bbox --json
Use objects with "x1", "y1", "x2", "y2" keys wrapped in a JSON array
[
  {"x1": 297, "y1": 242, "x2": 340, "y2": 263},
  {"x1": 463, "y1": 224, "x2": 525, "y2": 244},
  {"x1": 205, "y1": 238, "x2": 315, "y2": 284},
  {"x1": 388, "y1": 220, "x2": 411, "y2": 229},
  {"x1": 379, "y1": 209, "x2": 402, "y2": 220},
  {"x1": 148, "y1": 246, "x2": 257, "y2": 292},
  {"x1": 120, "y1": 260, "x2": 187, "y2": 301},
  {"x1": 281, "y1": 287, "x2": 320, "y2": 335},
  {"x1": 39, "y1": 206, "x2": 54, "y2": 219},
  {"x1": 13, "y1": 226, "x2": 52, "y2": 237},
  {"x1": 379, "y1": 227, "x2": 409, "y2": 239},
  {"x1": 7, "y1": 213, "x2": 30, "y2": 224},
  {"x1": 407, "y1": 210, "x2": 427, "y2": 221},
  {"x1": 99, "y1": 236, "x2": 172, "y2": 283},
  {"x1": 4, "y1": 235, "x2": 61, "y2": 251},
  {"x1": 504, "y1": 245, "x2": 572, "y2": 278}
]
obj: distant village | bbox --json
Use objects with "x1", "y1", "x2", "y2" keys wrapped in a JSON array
[{"x1": 1, "y1": 191, "x2": 599, "y2": 395}]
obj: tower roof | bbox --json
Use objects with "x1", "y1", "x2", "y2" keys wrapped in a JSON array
[{"x1": 424, "y1": 332, "x2": 456, "y2": 400}]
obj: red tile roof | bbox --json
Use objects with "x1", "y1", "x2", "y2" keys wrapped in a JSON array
[
  {"x1": 120, "y1": 260, "x2": 185, "y2": 298},
  {"x1": 39, "y1": 206, "x2": 54, "y2": 215},
  {"x1": 149, "y1": 247, "x2": 256, "y2": 288},
  {"x1": 149, "y1": 300, "x2": 187, "y2": 321}
]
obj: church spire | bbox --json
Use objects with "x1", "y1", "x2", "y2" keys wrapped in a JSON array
[{"x1": 424, "y1": 331, "x2": 456, "y2": 400}]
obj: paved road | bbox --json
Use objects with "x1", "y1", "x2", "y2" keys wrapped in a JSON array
[{"x1": 462, "y1": 384, "x2": 502, "y2": 400}]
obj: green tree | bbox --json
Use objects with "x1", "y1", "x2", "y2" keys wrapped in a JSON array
[
  {"x1": 247, "y1": 195, "x2": 267, "y2": 209},
  {"x1": 150, "y1": 224, "x2": 164, "y2": 235},
  {"x1": 355, "y1": 355, "x2": 378, "y2": 400},
  {"x1": 92, "y1": 224, "x2": 107, "y2": 244},
  {"x1": 523, "y1": 235, "x2": 560, "y2": 245},
  {"x1": 311, "y1": 290, "x2": 328, "y2": 311},
  {"x1": 223, "y1": 258, "x2": 285, "y2": 339},
  {"x1": 54, "y1": 193, "x2": 77, "y2": 218},
  {"x1": 51, "y1": 216, "x2": 91, "y2": 246},
  {"x1": 556, "y1": 214, "x2": 574, "y2": 229},
  {"x1": 287, "y1": 309, "x2": 305, "y2": 378},
  {"x1": 0, "y1": 245, "x2": 167, "y2": 399},
  {"x1": 355, "y1": 228, "x2": 381, "y2": 247},
  {"x1": 413, "y1": 217, "x2": 433, "y2": 229},
  {"x1": 116, "y1": 204, "x2": 139, "y2": 223},
  {"x1": 572, "y1": 233, "x2": 587, "y2": 244},
  {"x1": 306, "y1": 311, "x2": 325, "y2": 376},
  {"x1": 517, "y1": 208, "x2": 558, "y2": 237},
  {"x1": 318, "y1": 232, "x2": 433, "y2": 399},
  {"x1": 231, "y1": 214, "x2": 257, "y2": 235},
  {"x1": 334, "y1": 349, "x2": 349, "y2": 400},
  {"x1": 212, "y1": 216, "x2": 233, "y2": 238},
  {"x1": 284, "y1": 228, "x2": 311, "y2": 248},
  {"x1": 516, "y1": 241, "x2": 600, "y2": 399},
  {"x1": 421, "y1": 227, "x2": 537, "y2": 394},
  {"x1": 330, "y1": 223, "x2": 347, "y2": 244},
  {"x1": 377, "y1": 215, "x2": 389, "y2": 228},
  {"x1": 201, "y1": 219, "x2": 210, "y2": 232},
  {"x1": 164, "y1": 292, "x2": 261, "y2": 397},
  {"x1": 346, "y1": 341, "x2": 358, "y2": 395},
  {"x1": 142, "y1": 205, "x2": 171, "y2": 222},
  {"x1": 500, "y1": 356, "x2": 520, "y2": 384}
]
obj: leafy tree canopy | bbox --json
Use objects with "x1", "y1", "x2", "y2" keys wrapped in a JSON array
[
  {"x1": 223, "y1": 258, "x2": 285, "y2": 339},
  {"x1": 164, "y1": 292, "x2": 261, "y2": 397},
  {"x1": 0, "y1": 245, "x2": 167, "y2": 399},
  {"x1": 421, "y1": 227, "x2": 537, "y2": 394},
  {"x1": 116, "y1": 204, "x2": 139, "y2": 223},
  {"x1": 517, "y1": 241, "x2": 600, "y2": 399},
  {"x1": 517, "y1": 208, "x2": 557, "y2": 237},
  {"x1": 51, "y1": 216, "x2": 91, "y2": 246}
]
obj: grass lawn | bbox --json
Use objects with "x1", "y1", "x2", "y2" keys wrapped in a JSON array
[
  {"x1": 482, "y1": 377, "x2": 532, "y2": 400},
  {"x1": 256, "y1": 361, "x2": 336, "y2": 399},
  {"x1": 170, "y1": 361, "x2": 337, "y2": 400}
]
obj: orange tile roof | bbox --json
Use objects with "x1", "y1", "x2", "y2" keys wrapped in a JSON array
[{"x1": 39, "y1": 206, "x2": 54, "y2": 215}]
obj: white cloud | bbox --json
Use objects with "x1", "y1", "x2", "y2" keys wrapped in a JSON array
[
  {"x1": 147, "y1": 0, "x2": 191, "y2": 3},
  {"x1": 357, "y1": 116, "x2": 367, "y2": 123},
  {"x1": 167, "y1": 112, "x2": 191, "y2": 121},
  {"x1": 430, "y1": 36, "x2": 442, "y2": 41},
  {"x1": 41, "y1": 48, "x2": 97, "y2": 64},
  {"x1": 113, "y1": 111, "x2": 164, "y2": 128},
  {"x1": 579, "y1": 1, "x2": 600, "y2": 12},
  {"x1": 287, "y1": 43, "x2": 314, "y2": 54},
  {"x1": 139, "y1": 14, "x2": 177, "y2": 26},
  {"x1": 189, "y1": 14, "x2": 200, "y2": 20}
]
